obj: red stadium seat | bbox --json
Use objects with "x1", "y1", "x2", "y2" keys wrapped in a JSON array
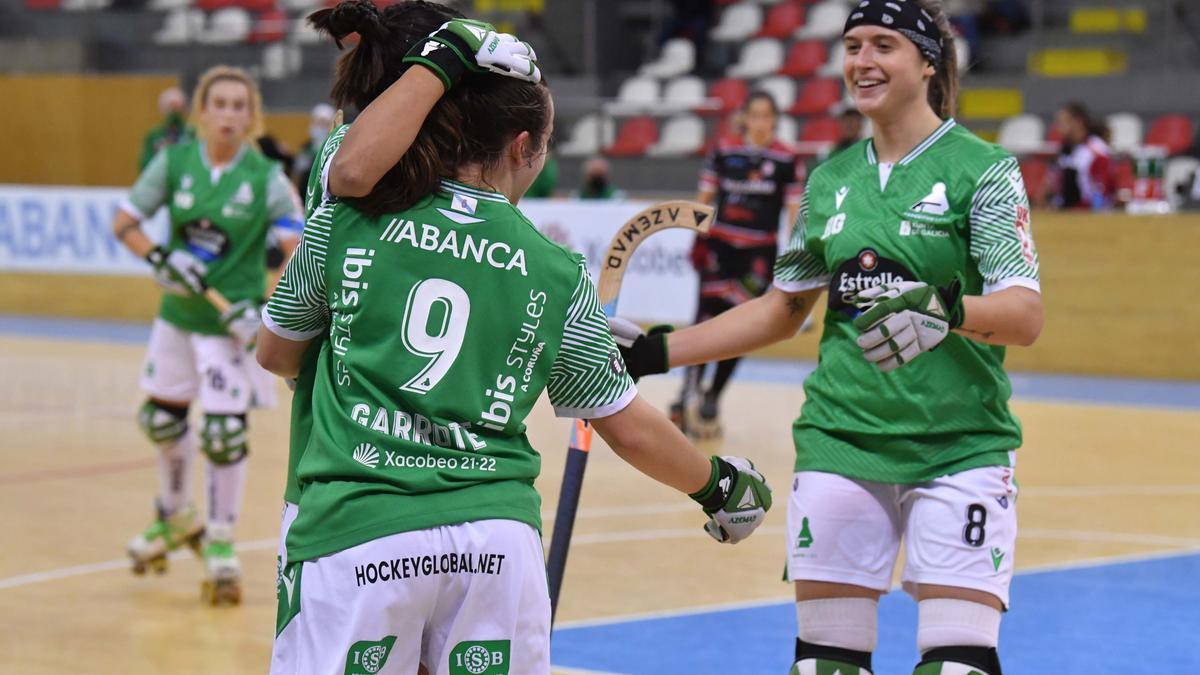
[
  {"x1": 1019, "y1": 158, "x2": 1049, "y2": 206},
  {"x1": 1145, "y1": 114, "x2": 1195, "y2": 155},
  {"x1": 790, "y1": 78, "x2": 842, "y2": 116},
  {"x1": 1113, "y1": 157, "x2": 1135, "y2": 201},
  {"x1": 759, "y1": 2, "x2": 806, "y2": 39},
  {"x1": 249, "y1": 9, "x2": 287, "y2": 43},
  {"x1": 780, "y1": 40, "x2": 827, "y2": 77},
  {"x1": 704, "y1": 78, "x2": 749, "y2": 116},
  {"x1": 25, "y1": 0, "x2": 62, "y2": 8},
  {"x1": 801, "y1": 116, "x2": 841, "y2": 143},
  {"x1": 606, "y1": 117, "x2": 659, "y2": 157}
]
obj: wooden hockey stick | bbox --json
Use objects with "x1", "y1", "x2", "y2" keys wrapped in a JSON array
[{"x1": 546, "y1": 200, "x2": 713, "y2": 626}]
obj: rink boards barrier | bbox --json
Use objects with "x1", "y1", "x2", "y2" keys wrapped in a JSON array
[{"x1": 1, "y1": 184, "x2": 1198, "y2": 380}]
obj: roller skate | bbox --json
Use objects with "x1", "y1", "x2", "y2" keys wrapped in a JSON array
[
  {"x1": 689, "y1": 391, "x2": 723, "y2": 440},
  {"x1": 200, "y1": 523, "x2": 242, "y2": 606},
  {"x1": 668, "y1": 400, "x2": 688, "y2": 434},
  {"x1": 126, "y1": 503, "x2": 204, "y2": 575}
]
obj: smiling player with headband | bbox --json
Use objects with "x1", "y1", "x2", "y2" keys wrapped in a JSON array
[{"x1": 611, "y1": 0, "x2": 1044, "y2": 672}]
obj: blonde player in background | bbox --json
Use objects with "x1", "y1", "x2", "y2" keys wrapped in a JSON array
[
  {"x1": 111, "y1": 65, "x2": 303, "y2": 604},
  {"x1": 614, "y1": 1, "x2": 1043, "y2": 673}
]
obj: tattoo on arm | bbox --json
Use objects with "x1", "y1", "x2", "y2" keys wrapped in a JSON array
[
  {"x1": 960, "y1": 327, "x2": 996, "y2": 339},
  {"x1": 786, "y1": 296, "x2": 807, "y2": 316}
]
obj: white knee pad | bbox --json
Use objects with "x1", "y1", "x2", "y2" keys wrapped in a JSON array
[
  {"x1": 917, "y1": 599, "x2": 1001, "y2": 653},
  {"x1": 796, "y1": 598, "x2": 879, "y2": 653}
]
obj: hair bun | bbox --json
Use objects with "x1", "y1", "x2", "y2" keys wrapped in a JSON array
[{"x1": 319, "y1": 0, "x2": 385, "y2": 45}]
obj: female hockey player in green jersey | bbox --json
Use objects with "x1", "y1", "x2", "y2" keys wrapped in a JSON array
[
  {"x1": 256, "y1": 6, "x2": 773, "y2": 673},
  {"x1": 111, "y1": 65, "x2": 303, "y2": 604},
  {"x1": 614, "y1": 1, "x2": 1044, "y2": 674}
]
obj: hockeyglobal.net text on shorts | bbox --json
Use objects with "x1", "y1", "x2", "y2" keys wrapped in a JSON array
[{"x1": 354, "y1": 552, "x2": 507, "y2": 587}]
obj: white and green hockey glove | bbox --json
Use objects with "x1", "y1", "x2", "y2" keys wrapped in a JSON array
[
  {"x1": 851, "y1": 277, "x2": 964, "y2": 372},
  {"x1": 402, "y1": 19, "x2": 540, "y2": 91},
  {"x1": 145, "y1": 246, "x2": 207, "y2": 296},
  {"x1": 219, "y1": 299, "x2": 262, "y2": 349},
  {"x1": 689, "y1": 456, "x2": 772, "y2": 544}
]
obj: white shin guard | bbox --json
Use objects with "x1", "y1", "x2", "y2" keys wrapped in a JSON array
[
  {"x1": 916, "y1": 598, "x2": 1001, "y2": 654},
  {"x1": 157, "y1": 433, "x2": 196, "y2": 515},
  {"x1": 796, "y1": 597, "x2": 880, "y2": 653},
  {"x1": 206, "y1": 458, "x2": 247, "y2": 535}
]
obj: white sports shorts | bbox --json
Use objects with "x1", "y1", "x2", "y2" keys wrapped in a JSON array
[
  {"x1": 786, "y1": 458, "x2": 1018, "y2": 607},
  {"x1": 140, "y1": 318, "x2": 251, "y2": 413},
  {"x1": 270, "y1": 519, "x2": 550, "y2": 675}
]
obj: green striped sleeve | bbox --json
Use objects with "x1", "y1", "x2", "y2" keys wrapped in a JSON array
[
  {"x1": 305, "y1": 123, "x2": 349, "y2": 217},
  {"x1": 772, "y1": 192, "x2": 830, "y2": 292},
  {"x1": 546, "y1": 261, "x2": 637, "y2": 419},
  {"x1": 262, "y1": 203, "x2": 333, "y2": 341},
  {"x1": 969, "y1": 156, "x2": 1041, "y2": 295}
]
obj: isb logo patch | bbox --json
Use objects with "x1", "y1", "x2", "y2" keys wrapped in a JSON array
[
  {"x1": 449, "y1": 640, "x2": 511, "y2": 675},
  {"x1": 344, "y1": 636, "x2": 397, "y2": 675}
]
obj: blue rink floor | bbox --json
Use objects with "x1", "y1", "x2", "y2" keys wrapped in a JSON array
[{"x1": 551, "y1": 551, "x2": 1200, "y2": 674}]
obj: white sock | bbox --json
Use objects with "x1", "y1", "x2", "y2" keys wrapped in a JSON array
[
  {"x1": 157, "y1": 433, "x2": 196, "y2": 515},
  {"x1": 796, "y1": 597, "x2": 879, "y2": 653},
  {"x1": 206, "y1": 458, "x2": 247, "y2": 537},
  {"x1": 917, "y1": 598, "x2": 1001, "y2": 654}
]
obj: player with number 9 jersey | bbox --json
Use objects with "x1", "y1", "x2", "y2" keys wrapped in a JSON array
[{"x1": 259, "y1": 6, "x2": 772, "y2": 674}]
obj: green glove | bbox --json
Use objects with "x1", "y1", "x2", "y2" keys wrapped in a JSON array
[
  {"x1": 851, "y1": 276, "x2": 964, "y2": 372},
  {"x1": 689, "y1": 456, "x2": 772, "y2": 544},
  {"x1": 403, "y1": 19, "x2": 541, "y2": 91}
]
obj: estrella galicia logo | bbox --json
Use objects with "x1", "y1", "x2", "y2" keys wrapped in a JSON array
[
  {"x1": 827, "y1": 248, "x2": 916, "y2": 318},
  {"x1": 180, "y1": 218, "x2": 231, "y2": 262}
]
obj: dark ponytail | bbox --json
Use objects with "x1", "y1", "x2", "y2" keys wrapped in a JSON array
[
  {"x1": 308, "y1": 0, "x2": 462, "y2": 112},
  {"x1": 917, "y1": 0, "x2": 958, "y2": 119},
  {"x1": 310, "y1": 0, "x2": 551, "y2": 217}
]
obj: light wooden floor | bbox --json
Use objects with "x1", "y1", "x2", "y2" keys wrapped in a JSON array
[{"x1": 1, "y1": 335, "x2": 1198, "y2": 673}]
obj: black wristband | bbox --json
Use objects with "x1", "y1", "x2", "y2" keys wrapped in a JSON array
[
  {"x1": 144, "y1": 246, "x2": 165, "y2": 268},
  {"x1": 622, "y1": 325, "x2": 671, "y2": 381},
  {"x1": 937, "y1": 274, "x2": 965, "y2": 329},
  {"x1": 689, "y1": 456, "x2": 736, "y2": 512},
  {"x1": 402, "y1": 30, "x2": 472, "y2": 91}
]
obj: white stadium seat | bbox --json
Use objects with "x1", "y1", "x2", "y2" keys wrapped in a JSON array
[
  {"x1": 777, "y1": 115, "x2": 799, "y2": 146},
  {"x1": 639, "y1": 38, "x2": 696, "y2": 79},
  {"x1": 661, "y1": 75, "x2": 709, "y2": 113},
  {"x1": 756, "y1": 76, "x2": 796, "y2": 112},
  {"x1": 1106, "y1": 113, "x2": 1144, "y2": 155},
  {"x1": 558, "y1": 114, "x2": 616, "y2": 158},
  {"x1": 293, "y1": 16, "x2": 324, "y2": 44},
  {"x1": 607, "y1": 76, "x2": 661, "y2": 114},
  {"x1": 710, "y1": 4, "x2": 763, "y2": 42},
  {"x1": 281, "y1": 0, "x2": 322, "y2": 11},
  {"x1": 796, "y1": 0, "x2": 851, "y2": 40},
  {"x1": 727, "y1": 38, "x2": 785, "y2": 79},
  {"x1": 200, "y1": 7, "x2": 252, "y2": 45},
  {"x1": 997, "y1": 114, "x2": 1047, "y2": 156},
  {"x1": 818, "y1": 42, "x2": 845, "y2": 77},
  {"x1": 647, "y1": 115, "x2": 706, "y2": 157},
  {"x1": 153, "y1": 9, "x2": 204, "y2": 45}
]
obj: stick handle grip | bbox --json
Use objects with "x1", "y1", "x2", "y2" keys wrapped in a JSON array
[
  {"x1": 546, "y1": 419, "x2": 593, "y2": 626},
  {"x1": 204, "y1": 288, "x2": 232, "y2": 315}
]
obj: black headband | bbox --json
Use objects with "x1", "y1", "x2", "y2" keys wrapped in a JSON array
[{"x1": 843, "y1": 0, "x2": 944, "y2": 67}]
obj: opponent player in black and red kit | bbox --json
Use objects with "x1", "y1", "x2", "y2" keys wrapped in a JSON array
[{"x1": 679, "y1": 90, "x2": 802, "y2": 437}]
